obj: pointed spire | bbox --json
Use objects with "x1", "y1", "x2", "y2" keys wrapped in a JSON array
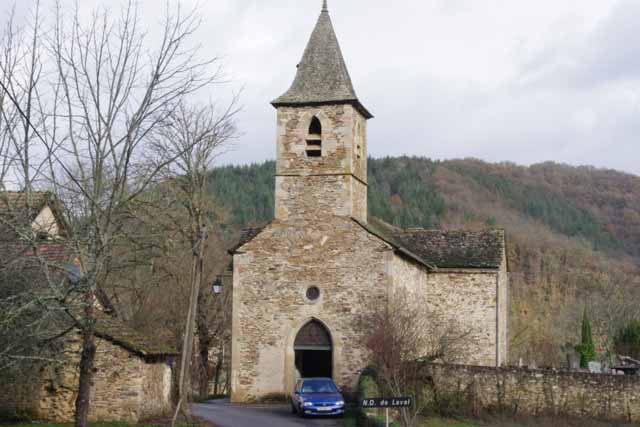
[{"x1": 272, "y1": 2, "x2": 372, "y2": 119}]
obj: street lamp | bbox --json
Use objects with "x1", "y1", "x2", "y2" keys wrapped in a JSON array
[{"x1": 212, "y1": 276, "x2": 222, "y2": 295}]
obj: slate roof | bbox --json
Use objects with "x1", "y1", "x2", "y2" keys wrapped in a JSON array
[
  {"x1": 230, "y1": 217, "x2": 505, "y2": 271},
  {"x1": 229, "y1": 224, "x2": 270, "y2": 254},
  {"x1": 394, "y1": 229, "x2": 504, "y2": 269},
  {"x1": 271, "y1": 2, "x2": 373, "y2": 119},
  {"x1": 95, "y1": 312, "x2": 178, "y2": 359},
  {"x1": 358, "y1": 217, "x2": 505, "y2": 270}
]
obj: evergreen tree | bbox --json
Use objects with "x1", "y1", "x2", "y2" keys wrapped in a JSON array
[
  {"x1": 615, "y1": 320, "x2": 640, "y2": 360},
  {"x1": 576, "y1": 307, "x2": 596, "y2": 368}
]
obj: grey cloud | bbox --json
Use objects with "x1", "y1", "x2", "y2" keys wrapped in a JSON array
[
  {"x1": 519, "y1": 0, "x2": 640, "y2": 89},
  {"x1": 2, "y1": 0, "x2": 638, "y2": 175}
]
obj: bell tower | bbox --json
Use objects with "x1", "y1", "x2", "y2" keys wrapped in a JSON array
[{"x1": 271, "y1": 0, "x2": 372, "y2": 223}]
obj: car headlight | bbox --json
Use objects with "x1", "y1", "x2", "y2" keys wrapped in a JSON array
[
  {"x1": 303, "y1": 401, "x2": 314, "y2": 407},
  {"x1": 336, "y1": 400, "x2": 345, "y2": 406}
]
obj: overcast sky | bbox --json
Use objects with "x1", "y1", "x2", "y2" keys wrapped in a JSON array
[{"x1": 5, "y1": 0, "x2": 640, "y2": 175}]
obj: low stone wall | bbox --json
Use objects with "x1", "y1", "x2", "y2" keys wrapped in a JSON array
[
  {"x1": 431, "y1": 364, "x2": 640, "y2": 423},
  {"x1": 0, "y1": 335, "x2": 173, "y2": 422},
  {"x1": 0, "y1": 373, "x2": 40, "y2": 417}
]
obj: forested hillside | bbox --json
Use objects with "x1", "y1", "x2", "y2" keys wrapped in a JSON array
[{"x1": 207, "y1": 157, "x2": 640, "y2": 366}]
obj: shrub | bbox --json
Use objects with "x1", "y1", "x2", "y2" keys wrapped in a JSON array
[{"x1": 615, "y1": 320, "x2": 640, "y2": 359}]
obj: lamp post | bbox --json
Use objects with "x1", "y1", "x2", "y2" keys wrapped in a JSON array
[{"x1": 212, "y1": 276, "x2": 222, "y2": 295}]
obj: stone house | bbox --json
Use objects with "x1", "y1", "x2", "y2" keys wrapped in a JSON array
[
  {"x1": 0, "y1": 192, "x2": 177, "y2": 422},
  {"x1": 229, "y1": 2, "x2": 509, "y2": 402}
]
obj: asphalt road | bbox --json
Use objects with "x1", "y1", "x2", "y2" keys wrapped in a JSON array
[{"x1": 192, "y1": 399, "x2": 344, "y2": 427}]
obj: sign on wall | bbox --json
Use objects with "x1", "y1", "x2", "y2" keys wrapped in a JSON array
[{"x1": 360, "y1": 397, "x2": 412, "y2": 408}]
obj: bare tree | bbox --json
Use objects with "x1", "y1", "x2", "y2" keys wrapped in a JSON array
[
  {"x1": 361, "y1": 290, "x2": 473, "y2": 427},
  {"x1": 0, "y1": 1, "x2": 231, "y2": 426},
  {"x1": 149, "y1": 100, "x2": 238, "y2": 422}
]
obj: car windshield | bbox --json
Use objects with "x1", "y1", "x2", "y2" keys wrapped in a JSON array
[{"x1": 301, "y1": 379, "x2": 338, "y2": 394}]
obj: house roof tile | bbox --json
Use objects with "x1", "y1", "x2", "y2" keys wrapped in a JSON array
[{"x1": 95, "y1": 313, "x2": 178, "y2": 359}]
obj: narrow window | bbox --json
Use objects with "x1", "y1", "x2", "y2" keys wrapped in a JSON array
[{"x1": 306, "y1": 117, "x2": 322, "y2": 158}]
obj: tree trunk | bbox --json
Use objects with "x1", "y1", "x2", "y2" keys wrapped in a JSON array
[
  {"x1": 196, "y1": 286, "x2": 211, "y2": 398},
  {"x1": 74, "y1": 301, "x2": 96, "y2": 427},
  {"x1": 172, "y1": 227, "x2": 205, "y2": 425}
]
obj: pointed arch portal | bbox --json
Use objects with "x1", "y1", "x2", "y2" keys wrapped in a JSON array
[{"x1": 294, "y1": 320, "x2": 333, "y2": 378}]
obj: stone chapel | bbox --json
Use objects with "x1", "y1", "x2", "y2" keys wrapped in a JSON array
[{"x1": 229, "y1": 1, "x2": 508, "y2": 402}]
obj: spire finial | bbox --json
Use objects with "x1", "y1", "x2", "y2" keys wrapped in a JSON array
[{"x1": 322, "y1": 0, "x2": 328, "y2": 12}]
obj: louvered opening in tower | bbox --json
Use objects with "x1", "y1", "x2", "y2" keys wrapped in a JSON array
[{"x1": 306, "y1": 116, "x2": 322, "y2": 158}]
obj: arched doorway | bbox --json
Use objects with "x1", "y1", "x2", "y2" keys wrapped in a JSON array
[{"x1": 294, "y1": 320, "x2": 332, "y2": 378}]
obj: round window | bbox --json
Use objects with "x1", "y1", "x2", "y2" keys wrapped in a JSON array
[{"x1": 306, "y1": 286, "x2": 320, "y2": 301}]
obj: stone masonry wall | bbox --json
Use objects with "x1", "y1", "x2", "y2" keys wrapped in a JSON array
[
  {"x1": 427, "y1": 270, "x2": 500, "y2": 366},
  {"x1": 498, "y1": 248, "x2": 509, "y2": 364},
  {"x1": 231, "y1": 215, "x2": 392, "y2": 402},
  {"x1": 275, "y1": 174, "x2": 363, "y2": 220},
  {"x1": 274, "y1": 104, "x2": 367, "y2": 222},
  {"x1": 0, "y1": 335, "x2": 172, "y2": 422},
  {"x1": 391, "y1": 255, "x2": 503, "y2": 366},
  {"x1": 0, "y1": 372, "x2": 40, "y2": 417},
  {"x1": 275, "y1": 104, "x2": 367, "y2": 181},
  {"x1": 431, "y1": 364, "x2": 640, "y2": 423}
]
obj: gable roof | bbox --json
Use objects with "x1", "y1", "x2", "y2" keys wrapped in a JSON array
[
  {"x1": 271, "y1": 3, "x2": 372, "y2": 119},
  {"x1": 95, "y1": 313, "x2": 178, "y2": 359},
  {"x1": 352, "y1": 217, "x2": 436, "y2": 269},
  {"x1": 355, "y1": 217, "x2": 505, "y2": 270},
  {"x1": 229, "y1": 217, "x2": 505, "y2": 271},
  {"x1": 394, "y1": 228, "x2": 505, "y2": 269},
  {"x1": 0, "y1": 192, "x2": 71, "y2": 265},
  {"x1": 0, "y1": 192, "x2": 50, "y2": 217},
  {"x1": 0, "y1": 191, "x2": 68, "y2": 238},
  {"x1": 229, "y1": 223, "x2": 271, "y2": 254}
]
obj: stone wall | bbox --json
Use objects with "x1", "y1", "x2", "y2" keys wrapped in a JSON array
[
  {"x1": 391, "y1": 254, "x2": 505, "y2": 366},
  {"x1": 431, "y1": 364, "x2": 640, "y2": 423},
  {"x1": 0, "y1": 372, "x2": 40, "y2": 417},
  {"x1": 0, "y1": 335, "x2": 172, "y2": 422},
  {"x1": 275, "y1": 175, "x2": 364, "y2": 220},
  {"x1": 498, "y1": 248, "x2": 508, "y2": 364},
  {"x1": 429, "y1": 269, "x2": 501, "y2": 366},
  {"x1": 274, "y1": 104, "x2": 367, "y2": 222},
  {"x1": 231, "y1": 215, "x2": 393, "y2": 402}
]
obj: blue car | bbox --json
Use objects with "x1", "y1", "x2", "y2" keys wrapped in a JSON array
[{"x1": 291, "y1": 377, "x2": 345, "y2": 417}]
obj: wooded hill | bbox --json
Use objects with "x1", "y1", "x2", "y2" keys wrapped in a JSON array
[{"x1": 207, "y1": 157, "x2": 640, "y2": 367}]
